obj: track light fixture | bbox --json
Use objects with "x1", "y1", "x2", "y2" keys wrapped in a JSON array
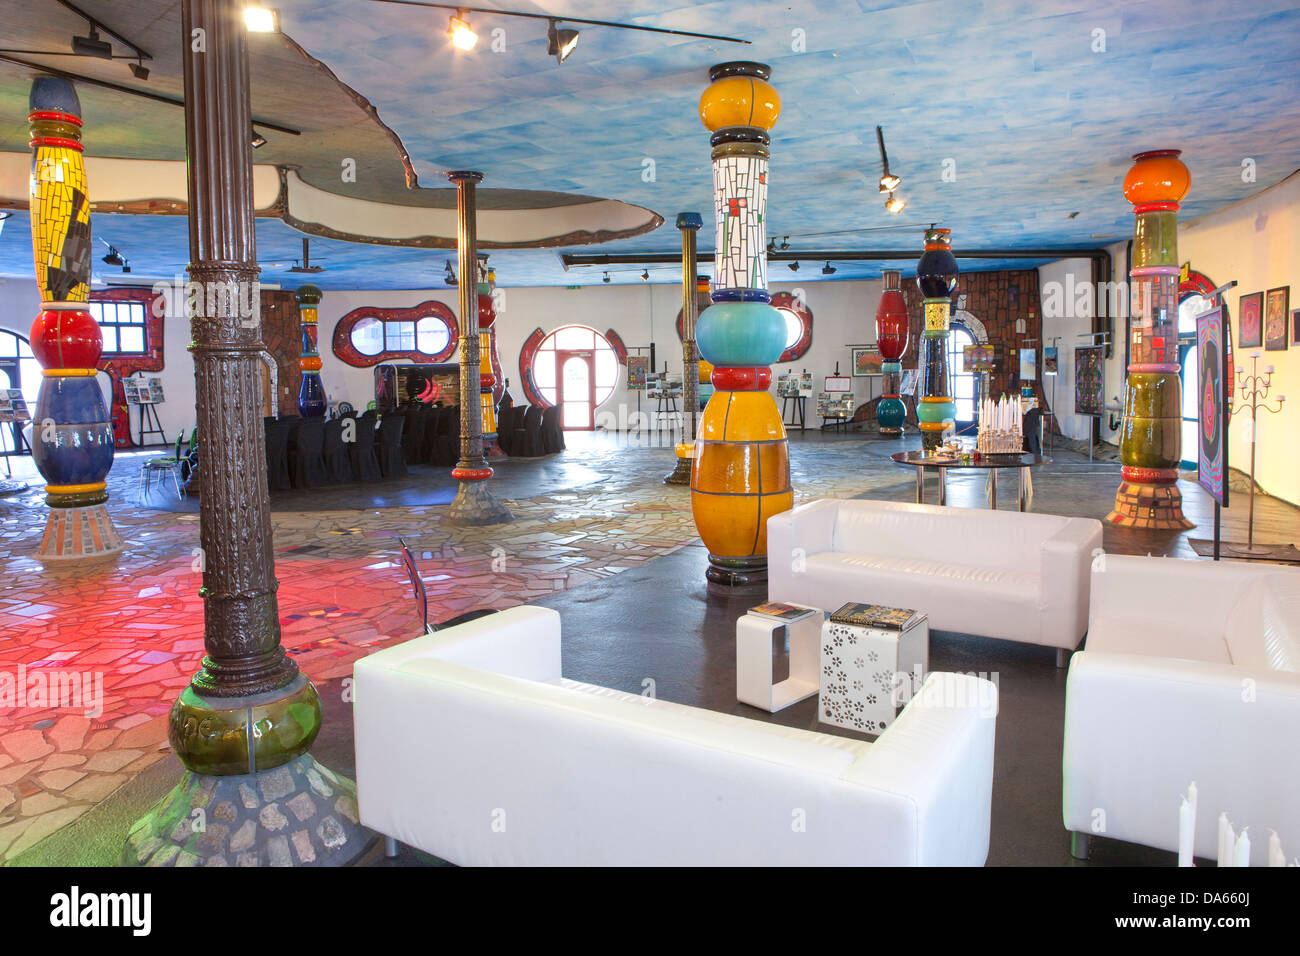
[
  {"x1": 244, "y1": 5, "x2": 281, "y2": 32},
  {"x1": 602, "y1": 271, "x2": 611, "y2": 283},
  {"x1": 765, "y1": 239, "x2": 776, "y2": 255},
  {"x1": 250, "y1": 128, "x2": 267, "y2": 149},
  {"x1": 788, "y1": 261, "x2": 800, "y2": 272},
  {"x1": 876, "y1": 125, "x2": 902, "y2": 194},
  {"x1": 101, "y1": 246, "x2": 124, "y2": 267},
  {"x1": 547, "y1": 19, "x2": 580, "y2": 64},
  {"x1": 444, "y1": 260, "x2": 459, "y2": 285},
  {"x1": 779, "y1": 236, "x2": 790, "y2": 250},
  {"x1": 447, "y1": 12, "x2": 479, "y2": 50},
  {"x1": 884, "y1": 192, "x2": 906, "y2": 214},
  {"x1": 822, "y1": 262, "x2": 837, "y2": 275},
  {"x1": 129, "y1": 58, "x2": 149, "y2": 80},
  {"x1": 70, "y1": 27, "x2": 113, "y2": 59}
]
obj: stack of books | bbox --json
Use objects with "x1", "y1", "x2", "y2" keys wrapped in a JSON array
[
  {"x1": 749, "y1": 601, "x2": 820, "y2": 624},
  {"x1": 829, "y1": 602, "x2": 918, "y2": 630}
]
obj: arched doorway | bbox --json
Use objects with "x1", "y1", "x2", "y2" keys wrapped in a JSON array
[
  {"x1": 526, "y1": 325, "x2": 619, "y2": 431},
  {"x1": 1177, "y1": 270, "x2": 1218, "y2": 469},
  {"x1": 946, "y1": 311, "x2": 989, "y2": 432},
  {"x1": 0, "y1": 329, "x2": 40, "y2": 457}
]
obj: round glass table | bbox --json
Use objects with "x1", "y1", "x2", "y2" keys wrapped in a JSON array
[{"x1": 890, "y1": 451, "x2": 1051, "y2": 511}]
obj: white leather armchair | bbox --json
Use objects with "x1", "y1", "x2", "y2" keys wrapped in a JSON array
[
  {"x1": 354, "y1": 606, "x2": 999, "y2": 866},
  {"x1": 1063, "y1": 555, "x2": 1300, "y2": 863},
  {"x1": 768, "y1": 499, "x2": 1103, "y2": 660}
]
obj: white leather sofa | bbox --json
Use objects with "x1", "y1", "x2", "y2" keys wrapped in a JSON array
[
  {"x1": 353, "y1": 606, "x2": 999, "y2": 866},
  {"x1": 1063, "y1": 555, "x2": 1300, "y2": 863},
  {"x1": 767, "y1": 499, "x2": 1103, "y2": 661}
]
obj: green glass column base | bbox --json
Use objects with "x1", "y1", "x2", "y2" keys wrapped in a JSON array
[
  {"x1": 705, "y1": 553, "x2": 766, "y2": 588},
  {"x1": 121, "y1": 753, "x2": 377, "y2": 867},
  {"x1": 170, "y1": 674, "x2": 321, "y2": 776}
]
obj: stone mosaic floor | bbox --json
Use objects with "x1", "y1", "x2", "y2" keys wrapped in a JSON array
[{"x1": 1, "y1": 430, "x2": 1297, "y2": 863}]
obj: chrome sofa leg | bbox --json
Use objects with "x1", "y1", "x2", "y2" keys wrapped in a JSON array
[
  {"x1": 1056, "y1": 647, "x2": 1070, "y2": 668},
  {"x1": 384, "y1": 835, "x2": 399, "y2": 858},
  {"x1": 1070, "y1": 831, "x2": 1091, "y2": 860}
]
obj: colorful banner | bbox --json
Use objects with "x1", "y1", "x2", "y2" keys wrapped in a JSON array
[{"x1": 1195, "y1": 304, "x2": 1229, "y2": 506}]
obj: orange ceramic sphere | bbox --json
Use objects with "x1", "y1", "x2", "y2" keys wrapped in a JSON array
[
  {"x1": 699, "y1": 76, "x2": 781, "y2": 132},
  {"x1": 1123, "y1": 150, "x2": 1190, "y2": 205}
]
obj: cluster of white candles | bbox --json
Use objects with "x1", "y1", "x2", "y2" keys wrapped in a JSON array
[
  {"x1": 1178, "y1": 781, "x2": 1294, "y2": 866},
  {"x1": 978, "y1": 395, "x2": 1022, "y2": 435}
]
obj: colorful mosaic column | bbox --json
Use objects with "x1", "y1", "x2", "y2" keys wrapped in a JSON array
[
  {"x1": 916, "y1": 228, "x2": 959, "y2": 451},
  {"x1": 666, "y1": 211, "x2": 703, "y2": 485},
  {"x1": 875, "y1": 269, "x2": 909, "y2": 436},
  {"x1": 447, "y1": 170, "x2": 511, "y2": 525},
  {"x1": 691, "y1": 62, "x2": 792, "y2": 587},
  {"x1": 477, "y1": 258, "x2": 501, "y2": 455},
  {"x1": 295, "y1": 283, "x2": 326, "y2": 417},
  {"x1": 26, "y1": 77, "x2": 123, "y2": 561},
  {"x1": 125, "y1": 0, "x2": 369, "y2": 866},
  {"x1": 1107, "y1": 150, "x2": 1193, "y2": 529}
]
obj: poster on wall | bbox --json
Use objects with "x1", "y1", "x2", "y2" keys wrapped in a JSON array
[
  {"x1": 898, "y1": 369, "x2": 918, "y2": 396},
  {"x1": 1238, "y1": 292, "x2": 1262, "y2": 348},
  {"x1": 1044, "y1": 347, "x2": 1058, "y2": 375},
  {"x1": 962, "y1": 344, "x2": 993, "y2": 373},
  {"x1": 1019, "y1": 348, "x2": 1037, "y2": 381},
  {"x1": 1292, "y1": 308, "x2": 1300, "y2": 346},
  {"x1": 627, "y1": 355, "x2": 649, "y2": 390},
  {"x1": 1264, "y1": 286, "x2": 1289, "y2": 351},
  {"x1": 851, "y1": 346, "x2": 883, "y2": 376},
  {"x1": 823, "y1": 375, "x2": 852, "y2": 393},
  {"x1": 0, "y1": 390, "x2": 28, "y2": 423},
  {"x1": 1195, "y1": 304, "x2": 1229, "y2": 506},
  {"x1": 1073, "y1": 346, "x2": 1105, "y2": 416}
]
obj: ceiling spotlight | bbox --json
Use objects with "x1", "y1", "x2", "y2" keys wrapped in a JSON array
[
  {"x1": 822, "y1": 262, "x2": 837, "y2": 275},
  {"x1": 765, "y1": 238, "x2": 776, "y2": 255},
  {"x1": 129, "y1": 59, "x2": 150, "y2": 81},
  {"x1": 885, "y1": 193, "x2": 906, "y2": 214},
  {"x1": 71, "y1": 27, "x2": 113, "y2": 59},
  {"x1": 641, "y1": 270, "x2": 650, "y2": 281},
  {"x1": 779, "y1": 236, "x2": 790, "y2": 250},
  {"x1": 244, "y1": 5, "x2": 280, "y2": 33},
  {"x1": 121, "y1": 260, "x2": 131, "y2": 274},
  {"x1": 547, "y1": 19, "x2": 580, "y2": 64},
  {"x1": 876, "y1": 126, "x2": 902, "y2": 194},
  {"x1": 447, "y1": 13, "x2": 478, "y2": 51},
  {"x1": 444, "y1": 260, "x2": 458, "y2": 286},
  {"x1": 101, "y1": 246, "x2": 124, "y2": 267},
  {"x1": 788, "y1": 261, "x2": 800, "y2": 272},
  {"x1": 250, "y1": 129, "x2": 267, "y2": 149},
  {"x1": 602, "y1": 271, "x2": 611, "y2": 283}
]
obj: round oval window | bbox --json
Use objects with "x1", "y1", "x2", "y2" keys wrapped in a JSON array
[{"x1": 351, "y1": 316, "x2": 384, "y2": 357}]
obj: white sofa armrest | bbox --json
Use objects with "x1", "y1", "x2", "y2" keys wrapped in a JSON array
[
  {"x1": 1038, "y1": 517, "x2": 1103, "y2": 648},
  {"x1": 846, "y1": 672, "x2": 998, "y2": 866},
  {"x1": 1063, "y1": 650, "x2": 1300, "y2": 862},
  {"x1": 1088, "y1": 555, "x2": 1278, "y2": 640},
  {"x1": 767, "y1": 499, "x2": 839, "y2": 601},
  {"x1": 356, "y1": 605, "x2": 561, "y2": 684}
]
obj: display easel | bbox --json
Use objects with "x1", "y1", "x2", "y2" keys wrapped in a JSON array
[
  {"x1": 1043, "y1": 335, "x2": 1061, "y2": 452},
  {"x1": 0, "y1": 392, "x2": 32, "y2": 495},
  {"x1": 625, "y1": 345, "x2": 652, "y2": 424},
  {"x1": 126, "y1": 377, "x2": 168, "y2": 447},
  {"x1": 1075, "y1": 331, "x2": 1111, "y2": 461}
]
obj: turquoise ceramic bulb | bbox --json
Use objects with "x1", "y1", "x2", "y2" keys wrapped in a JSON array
[{"x1": 696, "y1": 300, "x2": 786, "y2": 367}]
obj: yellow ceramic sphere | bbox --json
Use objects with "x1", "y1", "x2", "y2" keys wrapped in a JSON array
[{"x1": 699, "y1": 76, "x2": 781, "y2": 132}]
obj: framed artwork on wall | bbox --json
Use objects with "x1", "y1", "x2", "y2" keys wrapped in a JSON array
[
  {"x1": 1074, "y1": 346, "x2": 1105, "y2": 416},
  {"x1": 1044, "y1": 347, "x2": 1058, "y2": 375},
  {"x1": 1292, "y1": 308, "x2": 1300, "y2": 346},
  {"x1": 1238, "y1": 292, "x2": 1262, "y2": 348},
  {"x1": 1019, "y1": 348, "x2": 1037, "y2": 381},
  {"x1": 962, "y1": 344, "x2": 993, "y2": 372},
  {"x1": 851, "y1": 346, "x2": 883, "y2": 376},
  {"x1": 1264, "y1": 286, "x2": 1289, "y2": 351}
]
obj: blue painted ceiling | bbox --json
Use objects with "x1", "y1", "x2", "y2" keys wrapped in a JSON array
[{"x1": 1, "y1": 0, "x2": 1298, "y2": 290}]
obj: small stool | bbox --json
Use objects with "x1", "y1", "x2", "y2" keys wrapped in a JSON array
[
  {"x1": 736, "y1": 606, "x2": 823, "y2": 712},
  {"x1": 820, "y1": 610, "x2": 929, "y2": 735}
]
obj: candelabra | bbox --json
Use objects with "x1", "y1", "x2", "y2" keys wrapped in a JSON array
[{"x1": 1232, "y1": 352, "x2": 1286, "y2": 553}]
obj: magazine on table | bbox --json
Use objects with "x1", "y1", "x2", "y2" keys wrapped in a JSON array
[
  {"x1": 748, "y1": 601, "x2": 820, "y2": 623},
  {"x1": 829, "y1": 602, "x2": 918, "y2": 630}
]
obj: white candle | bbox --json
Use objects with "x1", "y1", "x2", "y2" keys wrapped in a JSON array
[
  {"x1": 1235, "y1": 827, "x2": 1251, "y2": 867},
  {"x1": 1218, "y1": 813, "x2": 1234, "y2": 867},
  {"x1": 1268, "y1": 831, "x2": 1286, "y2": 867},
  {"x1": 1178, "y1": 796, "x2": 1194, "y2": 866}
]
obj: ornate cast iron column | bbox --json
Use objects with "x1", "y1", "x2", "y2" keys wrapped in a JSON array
[
  {"x1": 691, "y1": 62, "x2": 792, "y2": 587},
  {"x1": 874, "y1": 270, "x2": 909, "y2": 436},
  {"x1": 916, "y1": 228, "x2": 959, "y2": 451},
  {"x1": 125, "y1": 0, "x2": 369, "y2": 866},
  {"x1": 1107, "y1": 149, "x2": 1193, "y2": 529},
  {"x1": 666, "y1": 211, "x2": 703, "y2": 485},
  {"x1": 447, "y1": 170, "x2": 511, "y2": 525},
  {"x1": 296, "y1": 283, "x2": 326, "y2": 417},
  {"x1": 26, "y1": 77, "x2": 123, "y2": 560}
]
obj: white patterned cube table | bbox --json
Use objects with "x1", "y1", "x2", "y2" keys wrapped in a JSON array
[
  {"x1": 736, "y1": 605, "x2": 824, "y2": 713},
  {"x1": 819, "y1": 608, "x2": 928, "y2": 735}
]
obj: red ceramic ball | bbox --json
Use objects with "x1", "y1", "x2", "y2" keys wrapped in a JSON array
[
  {"x1": 30, "y1": 308, "x2": 102, "y2": 369},
  {"x1": 478, "y1": 294, "x2": 496, "y2": 329}
]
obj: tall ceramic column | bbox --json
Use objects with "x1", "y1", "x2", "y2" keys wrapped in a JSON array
[
  {"x1": 125, "y1": 0, "x2": 368, "y2": 866},
  {"x1": 26, "y1": 77, "x2": 123, "y2": 560},
  {"x1": 295, "y1": 283, "x2": 325, "y2": 417},
  {"x1": 691, "y1": 62, "x2": 791, "y2": 587},
  {"x1": 875, "y1": 269, "x2": 909, "y2": 436},
  {"x1": 1107, "y1": 149, "x2": 1193, "y2": 529},
  {"x1": 477, "y1": 258, "x2": 501, "y2": 454},
  {"x1": 666, "y1": 211, "x2": 702, "y2": 485},
  {"x1": 916, "y1": 228, "x2": 959, "y2": 451},
  {"x1": 447, "y1": 170, "x2": 511, "y2": 525}
]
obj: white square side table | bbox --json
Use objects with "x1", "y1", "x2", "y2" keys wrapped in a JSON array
[
  {"x1": 736, "y1": 607, "x2": 824, "y2": 712},
  {"x1": 819, "y1": 613, "x2": 929, "y2": 735}
]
